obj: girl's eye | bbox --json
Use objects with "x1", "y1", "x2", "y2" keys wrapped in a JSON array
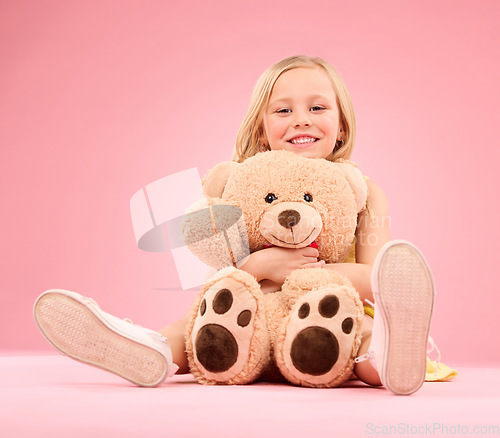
[
  {"x1": 311, "y1": 106, "x2": 325, "y2": 111},
  {"x1": 304, "y1": 193, "x2": 313, "y2": 202},
  {"x1": 276, "y1": 108, "x2": 291, "y2": 114},
  {"x1": 265, "y1": 193, "x2": 278, "y2": 203}
]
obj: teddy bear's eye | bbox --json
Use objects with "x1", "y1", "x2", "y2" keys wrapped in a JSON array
[
  {"x1": 304, "y1": 193, "x2": 313, "y2": 202},
  {"x1": 265, "y1": 193, "x2": 277, "y2": 203}
]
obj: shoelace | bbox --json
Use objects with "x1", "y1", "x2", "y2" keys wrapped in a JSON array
[
  {"x1": 81, "y1": 297, "x2": 176, "y2": 375},
  {"x1": 354, "y1": 299, "x2": 442, "y2": 376},
  {"x1": 354, "y1": 299, "x2": 375, "y2": 364},
  {"x1": 354, "y1": 353, "x2": 371, "y2": 364},
  {"x1": 427, "y1": 336, "x2": 441, "y2": 377},
  {"x1": 82, "y1": 297, "x2": 99, "y2": 307},
  {"x1": 83, "y1": 297, "x2": 169, "y2": 345},
  {"x1": 123, "y1": 318, "x2": 169, "y2": 343}
]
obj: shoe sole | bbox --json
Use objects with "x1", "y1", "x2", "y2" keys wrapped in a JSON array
[
  {"x1": 372, "y1": 240, "x2": 435, "y2": 395},
  {"x1": 34, "y1": 291, "x2": 168, "y2": 387}
]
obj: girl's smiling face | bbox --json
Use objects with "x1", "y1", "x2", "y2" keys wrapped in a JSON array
[{"x1": 262, "y1": 67, "x2": 343, "y2": 159}]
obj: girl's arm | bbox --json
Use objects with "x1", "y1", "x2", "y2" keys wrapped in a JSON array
[
  {"x1": 324, "y1": 179, "x2": 391, "y2": 303},
  {"x1": 238, "y1": 246, "x2": 324, "y2": 284}
]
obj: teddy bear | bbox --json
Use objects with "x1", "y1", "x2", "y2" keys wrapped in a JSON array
[{"x1": 182, "y1": 150, "x2": 368, "y2": 387}]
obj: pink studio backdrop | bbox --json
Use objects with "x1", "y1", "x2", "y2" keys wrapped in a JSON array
[{"x1": 1, "y1": 1, "x2": 499, "y2": 366}]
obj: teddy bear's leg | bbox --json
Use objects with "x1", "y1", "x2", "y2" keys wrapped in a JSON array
[
  {"x1": 185, "y1": 266, "x2": 270, "y2": 385},
  {"x1": 274, "y1": 268, "x2": 364, "y2": 388}
]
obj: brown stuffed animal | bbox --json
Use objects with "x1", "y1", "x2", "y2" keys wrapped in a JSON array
[{"x1": 183, "y1": 150, "x2": 368, "y2": 387}]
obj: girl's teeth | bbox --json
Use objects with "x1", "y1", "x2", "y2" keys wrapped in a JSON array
[{"x1": 290, "y1": 137, "x2": 316, "y2": 144}]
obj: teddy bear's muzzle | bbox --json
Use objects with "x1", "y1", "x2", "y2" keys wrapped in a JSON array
[{"x1": 260, "y1": 202, "x2": 323, "y2": 248}]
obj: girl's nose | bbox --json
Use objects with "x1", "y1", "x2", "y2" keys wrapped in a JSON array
[{"x1": 293, "y1": 112, "x2": 311, "y2": 127}]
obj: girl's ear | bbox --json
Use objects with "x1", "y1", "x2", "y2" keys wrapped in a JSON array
[
  {"x1": 202, "y1": 161, "x2": 239, "y2": 198},
  {"x1": 334, "y1": 162, "x2": 368, "y2": 213},
  {"x1": 259, "y1": 135, "x2": 268, "y2": 149}
]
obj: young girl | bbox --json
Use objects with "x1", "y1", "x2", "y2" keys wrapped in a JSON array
[{"x1": 34, "y1": 55, "x2": 437, "y2": 395}]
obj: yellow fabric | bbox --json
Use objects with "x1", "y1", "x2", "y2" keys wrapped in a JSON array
[
  {"x1": 425, "y1": 358, "x2": 458, "y2": 382},
  {"x1": 363, "y1": 175, "x2": 373, "y2": 218},
  {"x1": 343, "y1": 240, "x2": 357, "y2": 263},
  {"x1": 363, "y1": 306, "x2": 374, "y2": 318},
  {"x1": 343, "y1": 174, "x2": 370, "y2": 264}
]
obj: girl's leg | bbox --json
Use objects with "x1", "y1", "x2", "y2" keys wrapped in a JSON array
[
  {"x1": 353, "y1": 314, "x2": 381, "y2": 386},
  {"x1": 158, "y1": 315, "x2": 190, "y2": 374}
]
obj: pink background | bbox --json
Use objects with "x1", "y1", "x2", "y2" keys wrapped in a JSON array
[{"x1": 1, "y1": 0, "x2": 499, "y2": 366}]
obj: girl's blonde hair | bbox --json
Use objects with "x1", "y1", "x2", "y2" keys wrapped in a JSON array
[{"x1": 233, "y1": 55, "x2": 356, "y2": 163}]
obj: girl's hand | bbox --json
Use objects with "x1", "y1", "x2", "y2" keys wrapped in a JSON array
[{"x1": 239, "y1": 246, "x2": 324, "y2": 284}]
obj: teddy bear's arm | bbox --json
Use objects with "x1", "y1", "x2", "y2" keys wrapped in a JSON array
[
  {"x1": 182, "y1": 160, "x2": 249, "y2": 270},
  {"x1": 182, "y1": 198, "x2": 250, "y2": 269}
]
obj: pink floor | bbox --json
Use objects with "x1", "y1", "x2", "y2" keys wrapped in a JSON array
[{"x1": 1, "y1": 354, "x2": 499, "y2": 438}]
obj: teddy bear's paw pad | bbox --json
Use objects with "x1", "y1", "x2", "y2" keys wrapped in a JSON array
[
  {"x1": 191, "y1": 278, "x2": 259, "y2": 382},
  {"x1": 279, "y1": 288, "x2": 360, "y2": 386}
]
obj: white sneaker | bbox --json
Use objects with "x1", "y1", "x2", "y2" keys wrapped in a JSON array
[
  {"x1": 356, "y1": 240, "x2": 435, "y2": 395},
  {"x1": 34, "y1": 290, "x2": 179, "y2": 387}
]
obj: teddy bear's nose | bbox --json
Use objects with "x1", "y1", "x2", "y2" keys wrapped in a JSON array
[{"x1": 278, "y1": 209, "x2": 301, "y2": 229}]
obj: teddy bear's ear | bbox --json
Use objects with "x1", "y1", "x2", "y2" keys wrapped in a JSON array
[
  {"x1": 334, "y1": 162, "x2": 368, "y2": 213},
  {"x1": 202, "y1": 161, "x2": 239, "y2": 198}
]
